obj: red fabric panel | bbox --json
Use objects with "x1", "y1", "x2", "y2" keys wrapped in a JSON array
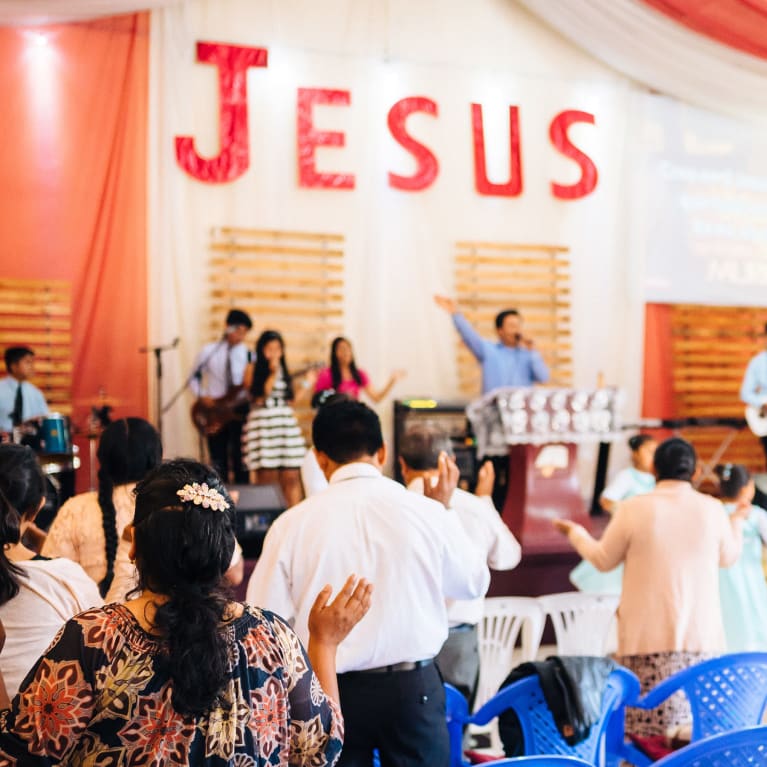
[
  {"x1": 0, "y1": 14, "x2": 149, "y2": 490},
  {"x1": 641, "y1": 0, "x2": 767, "y2": 61},
  {"x1": 642, "y1": 303, "x2": 676, "y2": 420}
]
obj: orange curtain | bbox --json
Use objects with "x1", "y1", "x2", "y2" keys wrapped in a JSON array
[
  {"x1": 0, "y1": 13, "x2": 149, "y2": 490},
  {"x1": 642, "y1": 303, "x2": 675, "y2": 420}
]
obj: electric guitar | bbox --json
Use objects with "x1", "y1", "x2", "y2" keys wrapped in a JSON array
[{"x1": 745, "y1": 404, "x2": 767, "y2": 437}]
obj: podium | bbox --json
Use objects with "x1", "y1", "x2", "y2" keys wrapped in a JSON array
[{"x1": 467, "y1": 387, "x2": 624, "y2": 553}]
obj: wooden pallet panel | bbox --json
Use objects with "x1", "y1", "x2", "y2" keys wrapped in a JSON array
[
  {"x1": 207, "y1": 228, "x2": 345, "y2": 442},
  {"x1": 0, "y1": 279, "x2": 73, "y2": 418},
  {"x1": 669, "y1": 303, "x2": 767, "y2": 474},
  {"x1": 454, "y1": 242, "x2": 571, "y2": 399}
]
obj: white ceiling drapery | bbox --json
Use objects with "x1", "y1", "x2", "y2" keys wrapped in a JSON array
[
  {"x1": 0, "y1": 0, "x2": 180, "y2": 25},
  {"x1": 516, "y1": 0, "x2": 767, "y2": 124}
]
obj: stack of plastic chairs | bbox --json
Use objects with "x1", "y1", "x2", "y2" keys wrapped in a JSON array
[
  {"x1": 537, "y1": 592, "x2": 619, "y2": 657},
  {"x1": 605, "y1": 652, "x2": 767, "y2": 767},
  {"x1": 481, "y1": 758, "x2": 594, "y2": 767},
  {"x1": 446, "y1": 667, "x2": 640, "y2": 767}
]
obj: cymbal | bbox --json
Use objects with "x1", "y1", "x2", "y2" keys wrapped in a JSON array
[{"x1": 73, "y1": 395, "x2": 125, "y2": 407}]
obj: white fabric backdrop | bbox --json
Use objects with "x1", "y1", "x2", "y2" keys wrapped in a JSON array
[
  {"x1": 0, "y1": 0, "x2": 178, "y2": 24},
  {"x1": 149, "y1": 0, "x2": 644, "y2": 487},
  {"x1": 517, "y1": 0, "x2": 767, "y2": 125}
]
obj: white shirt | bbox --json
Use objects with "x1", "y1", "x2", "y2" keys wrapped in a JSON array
[
  {"x1": 0, "y1": 558, "x2": 102, "y2": 696},
  {"x1": 188, "y1": 340, "x2": 249, "y2": 398},
  {"x1": 0, "y1": 377, "x2": 49, "y2": 432},
  {"x1": 300, "y1": 449, "x2": 329, "y2": 497},
  {"x1": 246, "y1": 462, "x2": 490, "y2": 673},
  {"x1": 407, "y1": 478, "x2": 521, "y2": 626}
]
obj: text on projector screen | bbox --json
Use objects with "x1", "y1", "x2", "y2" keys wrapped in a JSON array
[{"x1": 174, "y1": 41, "x2": 599, "y2": 200}]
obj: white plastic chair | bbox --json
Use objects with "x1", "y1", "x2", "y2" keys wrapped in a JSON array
[
  {"x1": 471, "y1": 597, "x2": 545, "y2": 754},
  {"x1": 537, "y1": 592, "x2": 619, "y2": 656}
]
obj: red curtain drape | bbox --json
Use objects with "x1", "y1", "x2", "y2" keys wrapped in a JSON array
[
  {"x1": 642, "y1": 303, "x2": 675, "y2": 420},
  {"x1": 0, "y1": 13, "x2": 149, "y2": 490}
]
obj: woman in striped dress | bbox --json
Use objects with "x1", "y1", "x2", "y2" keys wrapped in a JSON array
[{"x1": 242, "y1": 330, "x2": 312, "y2": 506}]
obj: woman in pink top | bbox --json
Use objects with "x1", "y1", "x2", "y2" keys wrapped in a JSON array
[
  {"x1": 314, "y1": 337, "x2": 405, "y2": 403},
  {"x1": 554, "y1": 437, "x2": 747, "y2": 737}
]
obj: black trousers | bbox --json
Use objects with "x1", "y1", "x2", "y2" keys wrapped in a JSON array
[
  {"x1": 336, "y1": 662, "x2": 449, "y2": 767},
  {"x1": 207, "y1": 419, "x2": 248, "y2": 484}
]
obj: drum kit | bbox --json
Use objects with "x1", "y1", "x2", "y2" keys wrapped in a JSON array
[{"x1": 2, "y1": 393, "x2": 121, "y2": 527}]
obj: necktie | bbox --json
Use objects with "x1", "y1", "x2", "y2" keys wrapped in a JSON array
[
  {"x1": 225, "y1": 350, "x2": 233, "y2": 389},
  {"x1": 11, "y1": 383, "x2": 23, "y2": 426}
]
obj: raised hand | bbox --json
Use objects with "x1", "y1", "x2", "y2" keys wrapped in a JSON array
[
  {"x1": 423, "y1": 451, "x2": 459, "y2": 509},
  {"x1": 434, "y1": 295, "x2": 457, "y2": 314},
  {"x1": 475, "y1": 460, "x2": 495, "y2": 498},
  {"x1": 308, "y1": 574, "x2": 373, "y2": 648}
]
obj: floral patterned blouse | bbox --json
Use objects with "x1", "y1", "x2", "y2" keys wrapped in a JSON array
[{"x1": 0, "y1": 603, "x2": 343, "y2": 766}]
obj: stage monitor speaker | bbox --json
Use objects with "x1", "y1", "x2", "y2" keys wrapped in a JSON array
[{"x1": 227, "y1": 483, "x2": 287, "y2": 560}]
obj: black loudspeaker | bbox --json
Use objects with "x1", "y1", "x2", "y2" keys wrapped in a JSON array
[{"x1": 227, "y1": 483, "x2": 287, "y2": 559}]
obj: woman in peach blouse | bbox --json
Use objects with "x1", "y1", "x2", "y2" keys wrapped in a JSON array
[
  {"x1": 42, "y1": 418, "x2": 162, "y2": 597},
  {"x1": 555, "y1": 437, "x2": 747, "y2": 737}
]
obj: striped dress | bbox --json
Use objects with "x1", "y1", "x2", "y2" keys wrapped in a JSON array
[{"x1": 242, "y1": 374, "x2": 306, "y2": 470}]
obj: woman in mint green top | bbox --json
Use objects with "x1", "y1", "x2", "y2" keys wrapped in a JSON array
[
  {"x1": 570, "y1": 434, "x2": 657, "y2": 594},
  {"x1": 716, "y1": 463, "x2": 767, "y2": 652}
]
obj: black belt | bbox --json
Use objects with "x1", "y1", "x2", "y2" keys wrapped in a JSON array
[{"x1": 353, "y1": 658, "x2": 434, "y2": 674}]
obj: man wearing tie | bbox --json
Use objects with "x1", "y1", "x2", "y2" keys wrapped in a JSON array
[
  {"x1": 0, "y1": 347, "x2": 49, "y2": 435},
  {"x1": 188, "y1": 309, "x2": 253, "y2": 483}
]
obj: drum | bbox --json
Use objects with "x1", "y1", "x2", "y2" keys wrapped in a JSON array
[{"x1": 39, "y1": 413, "x2": 72, "y2": 454}]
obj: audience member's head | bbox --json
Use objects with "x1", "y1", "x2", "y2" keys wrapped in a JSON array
[
  {"x1": 398, "y1": 424, "x2": 453, "y2": 473},
  {"x1": 313, "y1": 399, "x2": 383, "y2": 467},
  {"x1": 653, "y1": 437, "x2": 697, "y2": 482},
  {"x1": 96, "y1": 418, "x2": 162, "y2": 597},
  {"x1": 4, "y1": 346, "x2": 34, "y2": 378},
  {"x1": 715, "y1": 463, "x2": 752, "y2": 501},
  {"x1": 0, "y1": 444, "x2": 46, "y2": 604},
  {"x1": 627, "y1": 433, "x2": 657, "y2": 474},
  {"x1": 132, "y1": 458, "x2": 236, "y2": 716}
]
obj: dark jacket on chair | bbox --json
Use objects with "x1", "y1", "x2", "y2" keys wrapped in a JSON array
[{"x1": 497, "y1": 655, "x2": 618, "y2": 755}]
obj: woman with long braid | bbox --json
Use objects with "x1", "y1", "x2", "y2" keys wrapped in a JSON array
[{"x1": 42, "y1": 418, "x2": 162, "y2": 596}]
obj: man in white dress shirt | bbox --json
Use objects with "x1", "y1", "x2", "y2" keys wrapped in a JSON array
[
  {"x1": 399, "y1": 424, "x2": 521, "y2": 707},
  {"x1": 247, "y1": 399, "x2": 490, "y2": 767},
  {"x1": 0, "y1": 347, "x2": 49, "y2": 435},
  {"x1": 188, "y1": 308, "x2": 252, "y2": 483}
]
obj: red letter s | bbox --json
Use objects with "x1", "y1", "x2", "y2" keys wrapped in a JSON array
[
  {"x1": 549, "y1": 110, "x2": 598, "y2": 200},
  {"x1": 387, "y1": 97, "x2": 439, "y2": 191}
]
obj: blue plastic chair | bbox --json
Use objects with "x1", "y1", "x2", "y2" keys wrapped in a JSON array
[
  {"x1": 607, "y1": 653, "x2": 767, "y2": 767},
  {"x1": 650, "y1": 725, "x2": 767, "y2": 767},
  {"x1": 482, "y1": 759, "x2": 594, "y2": 767},
  {"x1": 445, "y1": 667, "x2": 640, "y2": 767}
]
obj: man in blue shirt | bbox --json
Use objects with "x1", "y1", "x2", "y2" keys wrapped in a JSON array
[
  {"x1": 740, "y1": 324, "x2": 767, "y2": 466},
  {"x1": 0, "y1": 347, "x2": 49, "y2": 434},
  {"x1": 434, "y1": 295, "x2": 549, "y2": 393}
]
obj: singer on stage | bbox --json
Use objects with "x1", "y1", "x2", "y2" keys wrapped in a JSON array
[
  {"x1": 188, "y1": 309, "x2": 253, "y2": 483},
  {"x1": 434, "y1": 296, "x2": 549, "y2": 393}
]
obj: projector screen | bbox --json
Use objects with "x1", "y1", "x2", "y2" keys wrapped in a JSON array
[{"x1": 640, "y1": 95, "x2": 767, "y2": 306}]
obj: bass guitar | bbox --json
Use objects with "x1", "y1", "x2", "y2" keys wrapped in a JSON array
[{"x1": 191, "y1": 386, "x2": 251, "y2": 436}]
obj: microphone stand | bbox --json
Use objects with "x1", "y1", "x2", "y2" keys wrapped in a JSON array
[{"x1": 139, "y1": 338, "x2": 179, "y2": 443}]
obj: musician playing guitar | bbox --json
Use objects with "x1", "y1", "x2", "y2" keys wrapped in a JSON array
[
  {"x1": 741, "y1": 322, "x2": 767, "y2": 468},
  {"x1": 189, "y1": 309, "x2": 253, "y2": 483}
]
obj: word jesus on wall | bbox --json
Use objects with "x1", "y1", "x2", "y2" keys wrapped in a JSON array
[{"x1": 175, "y1": 42, "x2": 598, "y2": 200}]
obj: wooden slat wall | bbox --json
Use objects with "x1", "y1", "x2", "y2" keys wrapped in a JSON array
[
  {"x1": 670, "y1": 304, "x2": 767, "y2": 473},
  {"x1": 0, "y1": 279, "x2": 73, "y2": 416},
  {"x1": 208, "y1": 228, "x2": 345, "y2": 438},
  {"x1": 454, "y1": 242, "x2": 572, "y2": 398}
]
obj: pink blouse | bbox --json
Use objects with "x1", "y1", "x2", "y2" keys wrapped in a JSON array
[{"x1": 314, "y1": 367, "x2": 369, "y2": 400}]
